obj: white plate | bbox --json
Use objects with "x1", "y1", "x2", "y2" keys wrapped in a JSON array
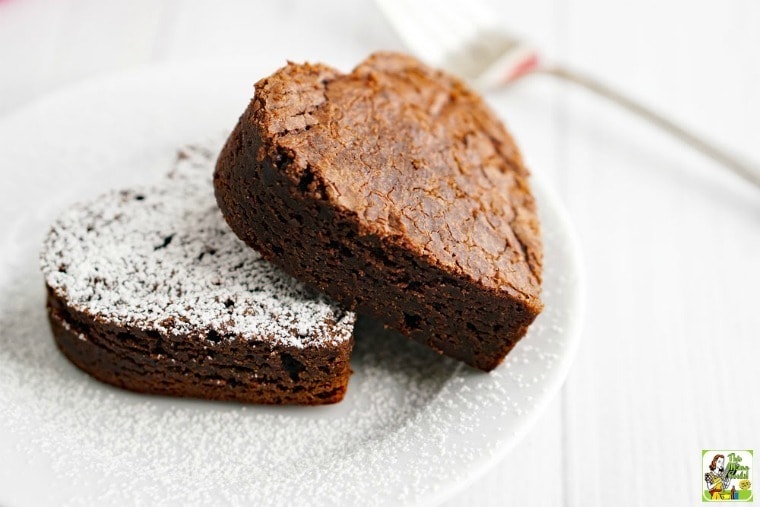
[{"x1": 0, "y1": 62, "x2": 584, "y2": 507}]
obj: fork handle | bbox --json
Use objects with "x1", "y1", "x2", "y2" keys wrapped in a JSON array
[{"x1": 532, "y1": 65, "x2": 760, "y2": 190}]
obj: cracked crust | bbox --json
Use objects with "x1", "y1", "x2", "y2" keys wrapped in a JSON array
[{"x1": 215, "y1": 52, "x2": 543, "y2": 371}]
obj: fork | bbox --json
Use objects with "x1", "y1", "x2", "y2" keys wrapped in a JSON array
[{"x1": 375, "y1": 0, "x2": 760, "y2": 190}]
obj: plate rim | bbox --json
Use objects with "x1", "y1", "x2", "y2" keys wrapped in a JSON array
[
  {"x1": 0, "y1": 60, "x2": 586, "y2": 507},
  {"x1": 422, "y1": 169, "x2": 586, "y2": 507}
]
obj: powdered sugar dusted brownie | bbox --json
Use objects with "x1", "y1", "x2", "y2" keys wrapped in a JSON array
[{"x1": 41, "y1": 142, "x2": 355, "y2": 404}]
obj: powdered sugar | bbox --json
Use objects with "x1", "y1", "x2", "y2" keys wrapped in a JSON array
[
  {"x1": 40, "y1": 140, "x2": 354, "y2": 348},
  {"x1": 0, "y1": 193, "x2": 579, "y2": 505},
  {"x1": 0, "y1": 64, "x2": 583, "y2": 506}
]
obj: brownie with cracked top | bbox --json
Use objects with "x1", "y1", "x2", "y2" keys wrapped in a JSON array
[
  {"x1": 41, "y1": 142, "x2": 354, "y2": 404},
  {"x1": 215, "y1": 52, "x2": 543, "y2": 371}
]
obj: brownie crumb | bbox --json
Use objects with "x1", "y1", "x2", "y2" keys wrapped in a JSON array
[
  {"x1": 215, "y1": 52, "x2": 543, "y2": 371},
  {"x1": 41, "y1": 139, "x2": 355, "y2": 404}
]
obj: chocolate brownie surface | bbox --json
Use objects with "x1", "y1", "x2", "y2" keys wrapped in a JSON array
[
  {"x1": 215, "y1": 52, "x2": 542, "y2": 371},
  {"x1": 41, "y1": 142, "x2": 354, "y2": 404}
]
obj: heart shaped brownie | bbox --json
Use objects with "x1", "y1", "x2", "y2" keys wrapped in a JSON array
[
  {"x1": 215, "y1": 52, "x2": 542, "y2": 371},
  {"x1": 42, "y1": 141, "x2": 354, "y2": 404}
]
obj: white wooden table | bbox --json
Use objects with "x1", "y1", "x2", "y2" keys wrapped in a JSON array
[{"x1": 1, "y1": 1, "x2": 758, "y2": 505}]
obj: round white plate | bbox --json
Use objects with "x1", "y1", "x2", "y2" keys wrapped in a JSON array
[{"x1": 0, "y1": 62, "x2": 584, "y2": 507}]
